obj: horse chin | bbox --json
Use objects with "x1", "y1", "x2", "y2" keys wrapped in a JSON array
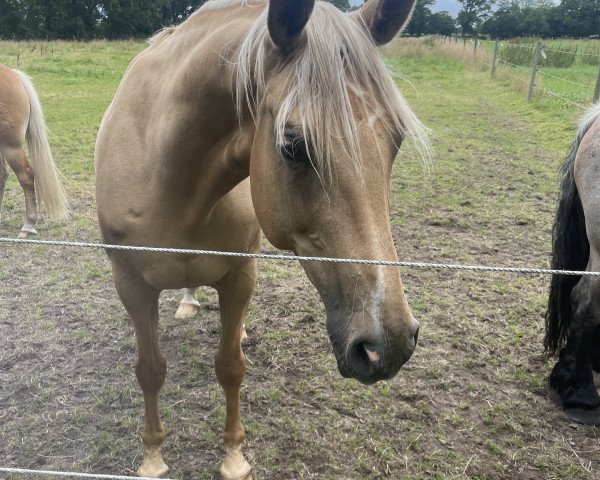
[{"x1": 335, "y1": 357, "x2": 396, "y2": 385}]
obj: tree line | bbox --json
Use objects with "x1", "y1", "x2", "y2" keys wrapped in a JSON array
[
  {"x1": 0, "y1": 0, "x2": 351, "y2": 39},
  {"x1": 406, "y1": 0, "x2": 600, "y2": 39},
  {"x1": 0, "y1": 0, "x2": 598, "y2": 40},
  {"x1": 0, "y1": 0, "x2": 207, "y2": 39}
]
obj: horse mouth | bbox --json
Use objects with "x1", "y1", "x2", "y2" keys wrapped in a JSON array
[{"x1": 335, "y1": 356, "x2": 404, "y2": 385}]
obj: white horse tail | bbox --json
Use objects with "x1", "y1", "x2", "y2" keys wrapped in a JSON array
[{"x1": 12, "y1": 69, "x2": 69, "y2": 221}]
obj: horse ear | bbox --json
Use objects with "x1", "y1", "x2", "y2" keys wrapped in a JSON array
[
  {"x1": 353, "y1": 0, "x2": 416, "y2": 46},
  {"x1": 267, "y1": 0, "x2": 316, "y2": 53}
]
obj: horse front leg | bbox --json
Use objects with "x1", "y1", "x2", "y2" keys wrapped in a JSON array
[
  {"x1": 4, "y1": 146, "x2": 38, "y2": 237},
  {"x1": 550, "y1": 275, "x2": 600, "y2": 424},
  {"x1": 215, "y1": 261, "x2": 256, "y2": 480},
  {"x1": 112, "y1": 264, "x2": 169, "y2": 477}
]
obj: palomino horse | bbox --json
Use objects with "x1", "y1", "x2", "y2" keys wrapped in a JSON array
[
  {"x1": 546, "y1": 103, "x2": 600, "y2": 425},
  {"x1": 95, "y1": 0, "x2": 430, "y2": 477},
  {"x1": 0, "y1": 65, "x2": 68, "y2": 236}
]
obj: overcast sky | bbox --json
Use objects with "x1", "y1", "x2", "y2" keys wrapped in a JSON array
[{"x1": 349, "y1": 0, "x2": 462, "y2": 15}]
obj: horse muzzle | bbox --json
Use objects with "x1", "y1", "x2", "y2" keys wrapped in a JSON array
[{"x1": 331, "y1": 323, "x2": 419, "y2": 385}]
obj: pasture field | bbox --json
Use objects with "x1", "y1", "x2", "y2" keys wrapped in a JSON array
[
  {"x1": 0, "y1": 39, "x2": 599, "y2": 479},
  {"x1": 450, "y1": 37, "x2": 600, "y2": 108}
]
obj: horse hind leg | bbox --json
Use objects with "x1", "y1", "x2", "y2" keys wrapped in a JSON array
[
  {"x1": 3, "y1": 146, "x2": 38, "y2": 237},
  {"x1": 176, "y1": 287, "x2": 249, "y2": 344},
  {"x1": 112, "y1": 264, "x2": 169, "y2": 477},
  {"x1": 175, "y1": 288, "x2": 201, "y2": 319},
  {"x1": 215, "y1": 261, "x2": 256, "y2": 480},
  {"x1": 550, "y1": 272, "x2": 600, "y2": 424}
]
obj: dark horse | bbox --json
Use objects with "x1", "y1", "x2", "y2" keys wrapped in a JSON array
[{"x1": 546, "y1": 103, "x2": 600, "y2": 425}]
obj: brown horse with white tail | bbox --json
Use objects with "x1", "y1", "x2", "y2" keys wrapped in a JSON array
[
  {"x1": 95, "y1": 0, "x2": 430, "y2": 478},
  {"x1": 0, "y1": 65, "x2": 68, "y2": 237},
  {"x1": 546, "y1": 103, "x2": 600, "y2": 425}
]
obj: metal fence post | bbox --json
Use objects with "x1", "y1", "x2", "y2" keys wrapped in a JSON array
[
  {"x1": 594, "y1": 62, "x2": 600, "y2": 103},
  {"x1": 528, "y1": 41, "x2": 542, "y2": 102},
  {"x1": 491, "y1": 38, "x2": 499, "y2": 78}
]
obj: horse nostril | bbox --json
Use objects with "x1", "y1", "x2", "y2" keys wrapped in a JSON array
[
  {"x1": 365, "y1": 347, "x2": 380, "y2": 363},
  {"x1": 348, "y1": 340, "x2": 377, "y2": 377}
]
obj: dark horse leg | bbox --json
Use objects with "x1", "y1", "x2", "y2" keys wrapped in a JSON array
[{"x1": 550, "y1": 275, "x2": 600, "y2": 424}]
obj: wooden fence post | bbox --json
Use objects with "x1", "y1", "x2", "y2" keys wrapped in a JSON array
[
  {"x1": 528, "y1": 41, "x2": 542, "y2": 102},
  {"x1": 474, "y1": 37, "x2": 478, "y2": 54},
  {"x1": 594, "y1": 62, "x2": 600, "y2": 103},
  {"x1": 491, "y1": 38, "x2": 499, "y2": 78}
]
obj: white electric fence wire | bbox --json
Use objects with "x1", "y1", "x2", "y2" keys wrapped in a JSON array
[
  {"x1": 538, "y1": 86, "x2": 587, "y2": 108},
  {"x1": 542, "y1": 47, "x2": 600, "y2": 58},
  {"x1": 497, "y1": 58, "x2": 530, "y2": 70},
  {"x1": 537, "y1": 70, "x2": 593, "y2": 90},
  {"x1": 0, "y1": 466, "x2": 175, "y2": 480},
  {"x1": 495, "y1": 63, "x2": 529, "y2": 83},
  {"x1": 503, "y1": 43, "x2": 534, "y2": 51},
  {"x1": 501, "y1": 44, "x2": 600, "y2": 58},
  {"x1": 1, "y1": 237, "x2": 600, "y2": 277}
]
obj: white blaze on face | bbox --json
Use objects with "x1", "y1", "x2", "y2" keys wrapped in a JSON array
[
  {"x1": 367, "y1": 114, "x2": 379, "y2": 128},
  {"x1": 370, "y1": 266, "x2": 385, "y2": 337}
]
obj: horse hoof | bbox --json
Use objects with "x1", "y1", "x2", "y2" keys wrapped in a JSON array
[
  {"x1": 565, "y1": 407, "x2": 600, "y2": 425},
  {"x1": 220, "y1": 458, "x2": 252, "y2": 480},
  {"x1": 221, "y1": 469, "x2": 252, "y2": 480},
  {"x1": 18, "y1": 227, "x2": 38, "y2": 239},
  {"x1": 137, "y1": 458, "x2": 169, "y2": 478},
  {"x1": 175, "y1": 302, "x2": 199, "y2": 319}
]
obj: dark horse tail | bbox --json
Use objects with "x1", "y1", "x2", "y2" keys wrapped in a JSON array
[{"x1": 544, "y1": 134, "x2": 590, "y2": 354}]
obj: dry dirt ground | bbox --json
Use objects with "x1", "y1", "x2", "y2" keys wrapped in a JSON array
[{"x1": 1, "y1": 42, "x2": 600, "y2": 480}]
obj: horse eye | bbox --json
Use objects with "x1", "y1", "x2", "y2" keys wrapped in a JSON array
[{"x1": 280, "y1": 136, "x2": 308, "y2": 165}]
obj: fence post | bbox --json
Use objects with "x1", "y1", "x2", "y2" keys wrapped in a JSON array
[
  {"x1": 528, "y1": 41, "x2": 542, "y2": 102},
  {"x1": 491, "y1": 38, "x2": 499, "y2": 78},
  {"x1": 474, "y1": 36, "x2": 478, "y2": 54},
  {"x1": 594, "y1": 62, "x2": 600, "y2": 103}
]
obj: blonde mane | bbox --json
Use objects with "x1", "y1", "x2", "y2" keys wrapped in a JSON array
[{"x1": 235, "y1": 2, "x2": 431, "y2": 181}]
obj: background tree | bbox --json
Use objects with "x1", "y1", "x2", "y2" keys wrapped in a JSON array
[
  {"x1": 405, "y1": 0, "x2": 434, "y2": 36},
  {"x1": 0, "y1": 0, "x2": 28, "y2": 38},
  {"x1": 161, "y1": 0, "x2": 205, "y2": 24},
  {"x1": 480, "y1": 2, "x2": 522, "y2": 38},
  {"x1": 428, "y1": 11, "x2": 457, "y2": 35},
  {"x1": 557, "y1": 0, "x2": 600, "y2": 38},
  {"x1": 456, "y1": 0, "x2": 492, "y2": 35},
  {"x1": 1, "y1": 0, "x2": 598, "y2": 40},
  {"x1": 324, "y1": 0, "x2": 351, "y2": 11}
]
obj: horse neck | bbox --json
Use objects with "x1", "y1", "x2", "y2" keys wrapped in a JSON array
[{"x1": 150, "y1": 4, "x2": 263, "y2": 206}]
